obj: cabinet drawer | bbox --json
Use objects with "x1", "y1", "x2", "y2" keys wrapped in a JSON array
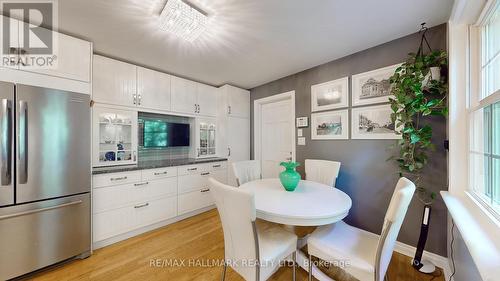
[
  {"x1": 178, "y1": 169, "x2": 227, "y2": 194},
  {"x1": 135, "y1": 196, "x2": 177, "y2": 228},
  {"x1": 93, "y1": 195, "x2": 177, "y2": 242},
  {"x1": 93, "y1": 171, "x2": 141, "y2": 188},
  {"x1": 93, "y1": 205, "x2": 134, "y2": 242},
  {"x1": 93, "y1": 177, "x2": 177, "y2": 213},
  {"x1": 178, "y1": 189, "x2": 213, "y2": 215},
  {"x1": 142, "y1": 167, "x2": 177, "y2": 181},
  {"x1": 208, "y1": 161, "x2": 227, "y2": 171},
  {"x1": 177, "y1": 164, "x2": 208, "y2": 176}
]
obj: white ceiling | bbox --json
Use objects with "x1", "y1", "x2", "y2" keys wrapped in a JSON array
[{"x1": 58, "y1": 0, "x2": 453, "y2": 89}]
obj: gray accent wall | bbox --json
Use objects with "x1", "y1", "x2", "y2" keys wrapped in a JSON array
[{"x1": 250, "y1": 24, "x2": 448, "y2": 256}]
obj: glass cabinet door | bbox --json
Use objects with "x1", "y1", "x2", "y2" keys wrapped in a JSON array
[
  {"x1": 93, "y1": 106, "x2": 138, "y2": 166},
  {"x1": 196, "y1": 119, "x2": 216, "y2": 158}
]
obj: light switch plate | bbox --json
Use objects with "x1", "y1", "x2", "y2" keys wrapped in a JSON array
[
  {"x1": 297, "y1": 129, "x2": 303, "y2": 137},
  {"x1": 298, "y1": 137, "x2": 306, "y2": 146}
]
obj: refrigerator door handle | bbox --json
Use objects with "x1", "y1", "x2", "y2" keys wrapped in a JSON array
[
  {"x1": 19, "y1": 100, "x2": 28, "y2": 184},
  {"x1": 0, "y1": 200, "x2": 83, "y2": 220},
  {"x1": 1, "y1": 99, "x2": 12, "y2": 186}
]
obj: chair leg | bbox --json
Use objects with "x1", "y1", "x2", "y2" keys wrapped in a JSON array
[
  {"x1": 308, "y1": 254, "x2": 313, "y2": 281},
  {"x1": 221, "y1": 262, "x2": 227, "y2": 281},
  {"x1": 292, "y1": 252, "x2": 296, "y2": 281}
]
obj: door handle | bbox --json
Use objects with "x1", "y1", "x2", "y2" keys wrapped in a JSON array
[
  {"x1": 0, "y1": 200, "x2": 83, "y2": 220},
  {"x1": 1, "y1": 99, "x2": 12, "y2": 186},
  {"x1": 18, "y1": 100, "x2": 28, "y2": 184}
]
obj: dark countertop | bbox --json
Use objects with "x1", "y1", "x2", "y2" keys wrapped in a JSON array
[{"x1": 92, "y1": 157, "x2": 228, "y2": 175}]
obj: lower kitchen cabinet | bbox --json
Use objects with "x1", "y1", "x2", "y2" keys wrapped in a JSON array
[{"x1": 92, "y1": 161, "x2": 227, "y2": 246}]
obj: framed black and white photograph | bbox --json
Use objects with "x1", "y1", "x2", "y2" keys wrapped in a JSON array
[
  {"x1": 351, "y1": 64, "x2": 400, "y2": 106},
  {"x1": 311, "y1": 109, "x2": 349, "y2": 140},
  {"x1": 351, "y1": 104, "x2": 401, "y2": 139},
  {"x1": 311, "y1": 77, "x2": 349, "y2": 112}
]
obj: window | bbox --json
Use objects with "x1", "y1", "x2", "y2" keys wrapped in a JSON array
[{"x1": 469, "y1": 1, "x2": 500, "y2": 219}]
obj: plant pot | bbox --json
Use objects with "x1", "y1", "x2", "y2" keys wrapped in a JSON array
[
  {"x1": 422, "y1": 66, "x2": 441, "y2": 86},
  {"x1": 279, "y1": 161, "x2": 301, "y2": 191}
]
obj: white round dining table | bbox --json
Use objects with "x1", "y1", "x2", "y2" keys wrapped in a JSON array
[{"x1": 240, "y1": 178, "x2": 352, "y2": 226}]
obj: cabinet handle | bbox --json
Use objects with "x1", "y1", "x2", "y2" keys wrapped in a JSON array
[
  {"x1": 110, "y1": 176, "x2": 127, "y2": 181},
  {"x1": 187, "y1": 167, "x2": 198, "y2": 171},
  {"x1": 153, "y1": 171, "x2": 168, "y2": 176},
  {"x1": 200, "y1": 188, "x2": 210, "y2": 193},
  {"x1": 134, "y1": 203, "x2": 149, "y2": 209},
  {"x1": 228, "y1": 147, "x2": 231, "y2": 157},
  {"x1": 213, "y1": 164, "x2": 221, "y2": 168},
  {"x1": 134, "y1": 182, "x2": 149, "y2": 187},
  {"x1": 194, "y1": 104, "x2": 197, "y2": 113},
  {"x1": 201, "y1": 172, "x2": 210, "y2": 176},
  {"x1": 138, "y1": 94, "x2": 142, "y2": 105},
  {"x1": 133, "y1": 151, "x2": 136, "y2": 162},
  {"x1": 133, "y1": 94, "x2": 137, "y2": 105}
]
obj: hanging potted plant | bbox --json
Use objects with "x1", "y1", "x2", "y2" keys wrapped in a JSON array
[{"x1": 388, "y1": 23, "x2": 448, "y2": 273}]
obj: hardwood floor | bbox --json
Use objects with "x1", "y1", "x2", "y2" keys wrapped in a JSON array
[{"x1": 28, "y1": 209, "x2": 444, "y2": 281}]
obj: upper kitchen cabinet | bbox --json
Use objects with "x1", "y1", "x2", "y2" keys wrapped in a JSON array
[
  {"x1": 196, "y1": 83, "x2": 217, "y2": 117},
  {"x1": 137, "y1": 67, "x2": 171, "y2": 111},
  {"x1": 1, "y1": 16, "x2": 92, "y2": 81},
  {"x1": 19, "y1": 32, "x2": 92, "y2": 82},
  {"x1": 218, "y1": 84, "x2": 250, "y2": 118},
  {"x1": 171, "y1": 76, "x2": 197, "y2": 114},
  {"x1": 93, "y1": 55, "x2": 136, "y2": 107},
  {"x1": 171, "y1": 76, "x2": 217, "y2": 117}
]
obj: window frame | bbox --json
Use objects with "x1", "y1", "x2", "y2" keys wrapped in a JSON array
[{"x1": 467, "y1": 0, "x2": 500, "y2": 222}]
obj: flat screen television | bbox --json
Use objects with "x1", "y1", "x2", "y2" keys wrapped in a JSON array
[{"x1": 141, "y1": 120, "x2": 190, "y2": 147}]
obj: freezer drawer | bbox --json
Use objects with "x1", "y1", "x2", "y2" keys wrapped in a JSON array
[{"x1": 0, "y1": 193, "x2": 91, "y2": 280}]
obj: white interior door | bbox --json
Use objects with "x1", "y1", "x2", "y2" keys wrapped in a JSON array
[{"x1": 260, "y1": 99, "x2": 293, "y2": 178}]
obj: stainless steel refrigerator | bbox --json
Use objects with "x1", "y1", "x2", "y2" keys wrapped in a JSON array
[{"x1": 0, "y1": 82, "x2": 91, "y2": 280}]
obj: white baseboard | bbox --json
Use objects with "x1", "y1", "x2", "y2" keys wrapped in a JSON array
[
  {"x1": 92, "y1": 205, "x2": 216, "y2": 250},
  {"x1": 394, "y1": 241, "x2": 453, "y2": 281}
]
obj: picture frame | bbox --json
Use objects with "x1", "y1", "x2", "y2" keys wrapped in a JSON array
[
  {"x1": 311, "y1": 109, "x2": 349, "y2": 140},
  {"x1": 351, "y1": 63, "x2": 401, "y2": 106},
  {"x1": 351, "y1": 104, "x2": 402, "y2": 139},
  {"x1": 311, "y1": 77, "x2": 349, "y2": 112}
]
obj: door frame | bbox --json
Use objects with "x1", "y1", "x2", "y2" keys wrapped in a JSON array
[{"x1": 253, "y1": 91, "x2": 296, "y2": 167}]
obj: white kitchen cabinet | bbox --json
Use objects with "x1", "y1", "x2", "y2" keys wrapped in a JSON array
[
  {"x1": 219, "y1": 84, "x2": 250, "y2": 118},
  {"x1": 92, "y1": 161, "x2": 227, "y2": 246},
  {"x1": 0, "y1": 16, "x2": 20, "y2": 69},
  {"x1": 0, "y1": 16, "x2": 92, "y2": 81},
  {"x1": 20, "y1": 32, "x2": 92, "y2": 82},
  {"x1": 137, "y1": 67, "x2": 171, "y2": 111},
  {"x1": 195, "y1": 118, "x2": 217, "y2": 158},
  {"x1": 171, "y1": 76, "x2": 217, "y2": 117},
  {"x1": 93, "y1": 55, "x2": 136, "y2": 107},
  {"x1": 197, "y1": 83, "x2": 218, "y2": 117},
  {"x1": 92, "y1": 105, "x2": 138, "y2": 167},
  {"x1": 227, "y1": 117, "x2": 250, "y2": 186},
  {"x1": 171, "y1": 76, "x2": 197, "y2": 114}
]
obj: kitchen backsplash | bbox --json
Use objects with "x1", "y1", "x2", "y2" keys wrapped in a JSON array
[{"x1": 138, "y1": 112, "x2": 191, "y2": 161}]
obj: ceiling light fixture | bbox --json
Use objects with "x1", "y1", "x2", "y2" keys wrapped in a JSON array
[{"x1": 159, "y1": 0, "x2": 208, "y2": 42}]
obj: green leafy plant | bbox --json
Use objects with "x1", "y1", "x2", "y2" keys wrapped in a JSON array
[{"x1": 389, "y1": 49, "x2": 448, "y2": 205}]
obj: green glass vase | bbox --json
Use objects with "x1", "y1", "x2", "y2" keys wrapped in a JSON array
[{"x1": 279, "y1": 161, "x2": 301, "y2": 191}]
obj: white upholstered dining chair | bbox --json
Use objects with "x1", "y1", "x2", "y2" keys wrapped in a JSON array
[
  {"x1": 307, "y1": 177, "x2": 416, "y2": 281},
  {"x1": 305, "y1": 159, "x2": 341, "y2": 187},
  {"x1": 232, "y1": 160, "x2": 262, "y2": 186},
  {"x1": 208, "y1": 178, "x2": 298, "y2": 281}
]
